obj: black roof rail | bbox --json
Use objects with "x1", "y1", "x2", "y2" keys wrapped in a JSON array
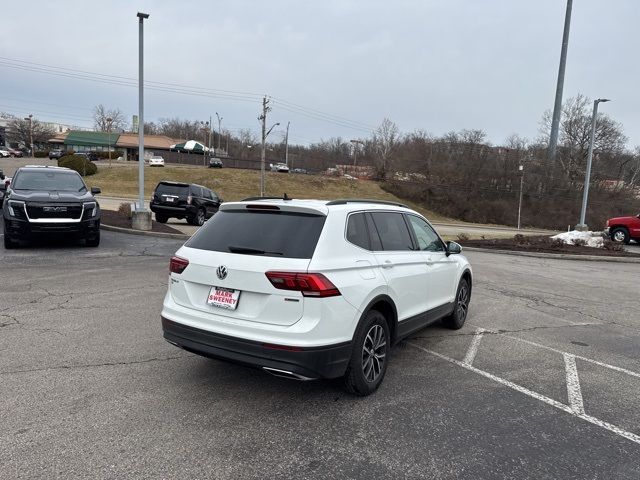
[
  {"x1": 242, "y1": 193, "x2": 293, "y2": 201},
  {"x1": 325, "y1": 199, "x2": 408, "y2": 208}
]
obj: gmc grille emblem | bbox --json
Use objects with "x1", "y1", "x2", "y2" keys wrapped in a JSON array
[
  {"x1": 216, "y1": 265, "x2": 228, "y2": 280},
  {"x1": 43, "y1": 206, "x2": 68, "y2": 212}
]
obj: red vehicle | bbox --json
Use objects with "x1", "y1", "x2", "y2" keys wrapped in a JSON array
[{"x1": 605, "y1": 214, "x2": 640, "y2": 244}]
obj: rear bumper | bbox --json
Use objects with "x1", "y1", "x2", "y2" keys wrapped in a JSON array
[
  {"x1": 150, "y1": 204, "x2": 195, "y2": 217},
  {"x1": 162, "y1": 316, "x2": 352, "y2": 379}
]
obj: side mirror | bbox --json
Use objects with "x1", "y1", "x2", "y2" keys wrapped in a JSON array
[
  {"x1": 91, "y1": 186, "x2": 101, "y2": 195},
  {"x1": 446, "y1": 241, "x2": 462, "y2": 256}
]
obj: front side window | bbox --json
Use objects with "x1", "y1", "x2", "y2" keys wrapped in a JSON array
[
  {"x1": 369, "y1": 212, "x2": 414, "y2": 251},
  {"x1": 407, "y1": 215, "x2": 445, "y2": 252}
]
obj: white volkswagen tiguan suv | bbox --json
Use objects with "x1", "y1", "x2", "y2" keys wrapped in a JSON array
[{"x1": 162, "y1": 198, "x2": 472, "y2": 395}]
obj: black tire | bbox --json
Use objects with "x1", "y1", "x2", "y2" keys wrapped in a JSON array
[
  {"x1": 610, "y1": 227, "x2": 630, "y2": 244},
  {"x1": 3, "y1": 231, "x2": 18, "y2": 249},
  {"x1": 188, "y1": 208, "x2": 205, "y2": 226},
  {"x1": 155, "y1": 213, "x2": 168, "y2": 223},
  {"x1": 442, "y1": 278, "x2": 471, "y2": 330},
  {"x1": 85, "y1": 231, "x2": 100, "y2": 247},
  {"x1": 343, "y1": 310, "x2": 390, "y2": 396}
]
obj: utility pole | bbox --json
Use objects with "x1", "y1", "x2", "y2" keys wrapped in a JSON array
[
  {"x1": 216, "y1": 112, "x2": 223, "y2": 155},
  {"x1": 259, "y1": 96, "x2": 270, "y2": 197},
  {"x1": 134, "y1": 11, "x2": 151, "y2": 231},
  {"x1": 350, "y1": 139, "x2": 364, "y2": 176},
  {"x1": 546, "y1": 0, "x2": 573, "y2": 171},
  {"x1": 209, "y1": 115, "x2": 212, "y2": 153},
  {"x1": 284, "y1": 121, "x2": 290, "y2": 167}
]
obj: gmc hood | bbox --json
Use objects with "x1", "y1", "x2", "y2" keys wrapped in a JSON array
[{"x1": 8, "y1": 189, "x2": 97, "y2": 203}]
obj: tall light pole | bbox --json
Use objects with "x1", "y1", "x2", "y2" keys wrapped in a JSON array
[
  {"x1": 106, "y1": 117, "x2": 113, "y2": 167},
  {"x1": 24, "y1": 114, "x2": 33, "y2": 157},
  {"x1": 134, "y1": 11, "x2": 151, "y2": 230},
  {"x1": 517, "y1": 165, "x2": 524, "y2": 230},
  {"x1": 284, "y1": 121, "x2": 290, "y2": 167},
  {"x1": 216, "y1": 112, "x2": 223, "y2": 155},
  {"x1": 547, "y1": 0, "x2": 573, "y2": 171},
  {"x1": 576, "y1": 98, "x2": 609, "y2": 231}
]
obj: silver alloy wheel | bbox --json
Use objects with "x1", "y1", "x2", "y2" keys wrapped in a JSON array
[
  {"x1": 456, "y1": 283, "x2": 469, "y2": 321},
  {"x1": 613, "y1": 230, "x2": 626, "y2": 242},
  {"x1": 361, "y1": 324, "x2": 386, "y2": 383},
  {"x1": 197, "y1": 209, "x2": 205, "y2": 226}
]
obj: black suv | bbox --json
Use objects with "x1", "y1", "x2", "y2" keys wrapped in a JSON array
[
  {"x1": 150, "y1": 181, "x2": 222, "y2": 226},
  {"x1": 2, "y1": 166, "x2": 101, "y2": 249}
]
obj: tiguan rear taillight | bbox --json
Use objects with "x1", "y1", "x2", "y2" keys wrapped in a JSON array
[
  {"x1": 170, "y1": 256, "x2": 189, "y2": 274},
  {"x1": 265, "y1": 272, "x2": 341, "y2": 297}
]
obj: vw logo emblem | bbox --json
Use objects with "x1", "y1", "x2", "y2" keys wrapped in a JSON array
[{"x1": 216, "y1": 265, "x2": 228, "y2": 280}]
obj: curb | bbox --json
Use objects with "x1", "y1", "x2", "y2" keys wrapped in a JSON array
[
  {"x1": 462, "y1": 246, "x2": 640, "y2": 264},
  {"x1": 101, "y1": 223, "x2": 190, "y2": 241}
]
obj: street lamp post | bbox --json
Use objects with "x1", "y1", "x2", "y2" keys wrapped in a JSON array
[
  {"x1": 576, "y1": 98, "x2": 610, "y2": 231},
  {"x1": 24, "y1": 114, "x2": 33, "y2": 157},
  {"x1": 106, "y1": 117, "x2": 113, "y2": 167},
  {"x1": 134, "y1": 11, "x2": 151, "y2": 231},
  {"x1": 517, "y1": 165, "x2": 524, "y2": 230}
]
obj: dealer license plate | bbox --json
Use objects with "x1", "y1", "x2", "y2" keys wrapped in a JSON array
[{"x1": 207, "y1": 286, "x2": 240, "y2": 310}]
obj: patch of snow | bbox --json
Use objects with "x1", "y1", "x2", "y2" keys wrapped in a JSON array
[{"x1": 551, "y1": 230, "x2": 604, "y2": 248}]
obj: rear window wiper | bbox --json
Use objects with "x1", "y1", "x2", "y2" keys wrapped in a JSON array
[{"x1": 228, "y1": 245, "x2": 283, "y2": 256}]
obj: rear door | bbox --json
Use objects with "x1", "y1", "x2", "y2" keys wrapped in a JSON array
[
  {"x1": 170, "y1": 207, "x2": 326, "y2": 326},
  {"x1": 368, "y1": 211, "x2": 429, "y2": 322}
]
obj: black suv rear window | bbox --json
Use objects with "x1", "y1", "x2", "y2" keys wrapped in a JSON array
[
  {"x1": 186, "y1": 210, "x2": 326, "y2": 259},
  {"x1": 155, "y1": 183, "x2": 188, "y2": 196}
]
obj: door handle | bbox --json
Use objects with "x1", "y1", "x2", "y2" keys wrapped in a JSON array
[
  {"x1": 381, "y1": 260, "x2": 394, "y2": 269},
  {"x1": 425, "y1": 256, "x2": 434, "y2": 266}
]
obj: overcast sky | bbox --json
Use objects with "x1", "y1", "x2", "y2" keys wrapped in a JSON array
[{"x1": 1, "y1": 0, "x2": 638, "y2": 148}]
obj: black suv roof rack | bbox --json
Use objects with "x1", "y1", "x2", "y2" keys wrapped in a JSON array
[
  {"x1": 325, "y1": 199, "x2": 408, "y2": 208},
  {"x1": 242, "y1": 193, "x2": 293, "y2": 201}
]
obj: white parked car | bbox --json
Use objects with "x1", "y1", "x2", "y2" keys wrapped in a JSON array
[
  {"x1": 0, "y1": 149, "x2": 11, "y2": 158},
  {"x1": 149, "y1": 156, "x2": 165, "y2": 167},
  {"x1": 161, "y1": 198, "x2": 472, "y2": 395},
  {"x1": 270, "y1": 163, "x2": 289, "y2": 173}
]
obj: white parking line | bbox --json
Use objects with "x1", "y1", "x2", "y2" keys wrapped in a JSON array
[
  {"x1": 474, "y1": 327, "x2": 640, "y2": 380},
  {"x1": 463, "y1": 328, "x2": 485, "y2": 366},
  {"x1": 408, "y1": 342, "x2": 640, "y2": 446},
  {"x1": 564, "y1": 353, "x2": 585, "y2": 415}
]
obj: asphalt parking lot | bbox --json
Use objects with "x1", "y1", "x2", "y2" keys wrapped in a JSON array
[{"x1": 1, "y1": 224, "x2": 639, "y2": 479}]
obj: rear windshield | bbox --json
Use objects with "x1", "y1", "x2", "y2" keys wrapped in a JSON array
[
  {"x1": 186, "y1": 210, "x2": 326, "y2": 259},
  {"x1": 155, "y1": 183, "x2": 188, "y2": 196},
  {"x1": 12, "y1": 171, "x2": 86, "y2": 192}
]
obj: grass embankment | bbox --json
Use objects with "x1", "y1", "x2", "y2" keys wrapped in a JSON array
[{"x1": 86, "y1": 164, "x2": 448, "y2": 221}]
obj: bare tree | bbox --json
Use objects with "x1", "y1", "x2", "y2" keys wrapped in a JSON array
[
  {"x1": 539, "y1": 94, "x2": 628, "y2": 181},
  {"x1": 8, "y1": 117, "x2": 56, "y2": 149},
  {"x1": 371, "y1": 118, "x2": 400, "y2": 179},
  {"x1": 93, "y1": 105, "x2": 127, "y2": 132}
]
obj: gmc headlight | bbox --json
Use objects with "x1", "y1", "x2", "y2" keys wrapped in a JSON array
[
  {"x1": 83, "y1": 202, "x2": 97, "y2": 217},
  {"x1": 7, "y1": 200, "x2": 25, "y2": 217}
]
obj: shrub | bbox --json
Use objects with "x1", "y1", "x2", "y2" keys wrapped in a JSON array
[
  {"x1": 456, "y1": 232, "x2": 470, "y2": 242},
  {"x1": 34, "y1": 151, "x2": 49, "y2": 158},
  {"x1": 117, "y1": 202, "x2": 132, "y2": 219},
  {"x1": 58, "y1": 155, "x2": 98, "y2": 176},
  {"x1": 513, "y1": 234, "x2": 527, "y2": 244}
]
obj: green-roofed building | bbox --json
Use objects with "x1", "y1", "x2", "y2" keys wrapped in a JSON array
[{"x1": 63, "y1": 131, "x2": 117, "y2": 151}]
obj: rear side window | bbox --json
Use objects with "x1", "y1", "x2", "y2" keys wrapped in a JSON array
[
  {"x1": 190, "y1": 186, "x2": 203, "y2": 197},
  {"x1": 202, "y1": 189, "x2": 212, "y2": 200},
  {"x1": 369, "y1": 212, "x2": 414, "y2": 251},
  {"x1": 186, "y1": 210, "x2": 326, "y2": 259},
  {"x1": 156, "y1": 183, "x2": 188, "y2": 196},
  {"x1": 346, "y1": 213, "x2": 370, "y2": 250}
]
